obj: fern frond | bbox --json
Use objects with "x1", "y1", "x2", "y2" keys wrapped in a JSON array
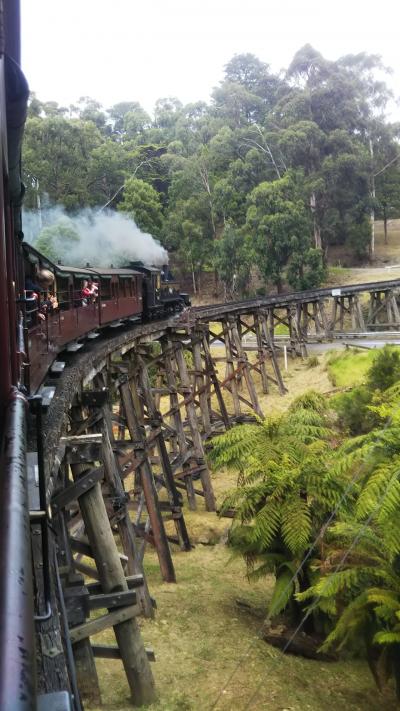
[
  {"x1": 280, "y1": 494, "x2": 311, "y2": 554},
  {"x1": 374, "y1": 631, "x2": 400, "y2": 646},
  {"x1": 268, "y1": 569, "x2": 295, "y2": 617}
]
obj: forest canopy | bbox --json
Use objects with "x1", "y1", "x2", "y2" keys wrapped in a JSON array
[{"x1": 23, "y1": 46, "x2": 400, "y2": 294}]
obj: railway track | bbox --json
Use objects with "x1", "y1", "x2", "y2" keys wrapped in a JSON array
[{"x1": 192, "y1": 277, "x2": 400, "y2": 319}]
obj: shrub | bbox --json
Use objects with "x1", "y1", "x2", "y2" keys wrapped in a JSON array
[
  {"x1": 333, "y1": 385, "x2": 376, "y2": 435},
  {"x1": 367, "y1": 345, "x2": 400, "y2": 392},
  {"x1": 306, "y1": 355, "x2": 319, "y2": 368}
]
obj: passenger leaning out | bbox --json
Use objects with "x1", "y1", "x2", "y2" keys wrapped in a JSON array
[{"x1": 82, "y1": 280, "x2": 91, "y2": 306}]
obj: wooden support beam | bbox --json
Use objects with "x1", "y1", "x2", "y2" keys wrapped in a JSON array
[
  {"x1": 174, "y1": 343, "x2": 216, "y2": 512},
  {"x1": 259, "y1": 312, "x2": 287, "y2": 395},
  {"x1": 354, "y1": 295, "x2": 366, "y2": 331},
  {"x1": 136, "y1": 356, "x2": 191, "y2": 551},
  {"x1": 74, "y1": 476, "x2": 155, "y2": 703},
  {"x1": 119, "y1": 380, "x2": 177, "y2": 582},
  {"x1": 69, "y1": 406, "x2": 156, "y2": 706},
  {"x1": 228, "y1": 316, "x2": 263, "y2": 418},
  {"x1": 222, "y1": 318, "x2": 241, "y2": 417},
  {"x1": 92, "y1": 645, "x2": 155, "y2": 662},
  {"x1": 92, "y1": 375, "x2": 154, "y2": 617},
  {"x1": 70, "y1": 604, "x2": 141, "y2": 644},
  {"x1": 161, "y1": 337, "x2": 197, "y2": 510},
  {"x1": 192, "y1": 331, "x2": 212, "y2": 436},
  {"x1": 253, "y1": 313, "x2": 268, "y2": 394},
  {"x1": 202, "y1": 333, "x2": 230, "y2": 429},
  {"x1": 51, "y1": 467, "x2": 104, "y2": 514}
]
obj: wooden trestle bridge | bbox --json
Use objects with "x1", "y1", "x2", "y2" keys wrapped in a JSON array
[{"x1": 34, "y1": 277, "x2": 400, "y2": 707}]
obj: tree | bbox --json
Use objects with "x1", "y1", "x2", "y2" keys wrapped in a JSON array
[
  {"x1": 76, "y1": 96, "x2": 109, "y2": 133},
  {"x1": 213, "y1": 224, "x2": 253, "y2": 299},
  {"x1": 246, "y1": 174, "x2": 323, "y2": 291},
  {"x1": 23, "y1": 115, "x2": 104, "y2": 209},
  {"x1": 209, "y1": 392, "x2": 346, "y2": 628},
  {"x1": 300, "y1": 380, "x2": 400, "y2": 697},
  {"x1": 118, "y1": 177, "x2": 164, "y2": 237},
  {"x1": 34, "y1": 220, "x2": 79, "y2": 262},
  {"x1": 376, "y1": 165, "x2": 400, "y2": 243}
]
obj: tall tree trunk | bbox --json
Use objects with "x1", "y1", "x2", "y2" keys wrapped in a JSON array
[
  {"x1": 310, "y1": 193, "x2": 322, "y2": 249},
  {"x1": 369, "y1": 138, "x2": 375, "y2": 258},
  {"x1": 384, "y1": 207, "x2": 388, "y2": 245},
  {"x1": 191, "y1": 262, "x2": 197, "y2": 294}
]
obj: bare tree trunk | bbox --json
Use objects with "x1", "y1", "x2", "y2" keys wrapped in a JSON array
[
  {"x1": 198, "y1": 161, "x2": 216, "y2": 239},
  {"x1": 384, "y1": 208, "x2": 388, "y2": 245},
  {"x1": 310, "y1": 192, "x2": 322, "y2": 249},
  {"x1": 370, "y1": 138, "x2": 375, "y2": 258},
  {"x1": 191, "y1": 263, "x2": 197, "y2": 294}
]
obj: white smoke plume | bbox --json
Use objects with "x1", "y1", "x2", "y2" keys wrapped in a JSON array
[{"x1": 22, "y1": 206, "x2": 168, "y2": 267}]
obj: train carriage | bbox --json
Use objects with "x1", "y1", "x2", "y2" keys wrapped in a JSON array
[{"x1": 23, "y1": 243, "x2": 145, "y2": 392}]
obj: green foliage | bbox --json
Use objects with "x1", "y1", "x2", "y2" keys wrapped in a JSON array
[
  {"x1": 367, "y1": 345, "x2": 400, "y2": 392},
  {"x1": 299, "y1": 379, "x2": 400, "y2": 698},
  {"x1": 246, "y1": 173, "x2": 319, "y2": 290},
  {"x1": 334, "y1": 385, "x2": 375, "y2": 435},
  {"x1": 23, "y1": 46, "x2": 400, "y2": 284},
  {"x1": 35, "y1": 220, "x2": 79, "y2": 262},
  {"x1": 118, "y1": 177, "x2": 164, "y2": 237},
  {"x1": 213, "y1": 224, "x2": 253, "y2": 299},
  {"x1": 331, "y1": 346, "x2": 400, "y2": 434},
  {"x1": 209, "y1": 346, "x2": 400, "y2": 700},
  {"x1": 209, "y1": 391, "x2": 346, "y2": 626},
  {"x1": 326, "y1": 348, "x2": 376, "y2": 388}
]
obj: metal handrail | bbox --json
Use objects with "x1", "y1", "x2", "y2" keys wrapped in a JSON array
[{"x1": 0, "y1": 390, "x2": 36, "y2": 710}]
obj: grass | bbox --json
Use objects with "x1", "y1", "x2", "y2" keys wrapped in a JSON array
[
  {"x1": 90, "y1": 509, "x2": 398, "y2": 711},
  {"x1": 325, "y1": 348, "x2": 377, "y2": 387},
  {"x1": 90, "y1": 524, "x2": 399, "y2": 710}
]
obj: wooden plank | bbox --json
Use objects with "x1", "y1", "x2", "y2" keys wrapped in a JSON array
[
  {"x1": 88, "y1": 590, "x2": 137, "y2": 610},
  {"x1": 60, "y1": 434, "x2": 103, "y2": 446},
  {"x1": 86, "y1": 574, "x2": 144, "y2": 595},
  {"x1": 74, "y1": 559, "x2": 100, "y2": 581},
  {"x1": 69, "y1": 604, "x2": 141, "y2": 643},
  {"x1": 92, "y1": 645, "x2": 155, "y2": 662},
  {"x1": 52, "y1": 467, "x2": 104, "y2": 513}
]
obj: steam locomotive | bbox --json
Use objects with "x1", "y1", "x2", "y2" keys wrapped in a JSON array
[{"x1": 23, "y1": 242, "x2": 190, "y2": 393}]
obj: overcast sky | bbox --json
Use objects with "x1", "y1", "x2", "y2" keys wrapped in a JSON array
[{"x1": 21, "y1": 0, "x2": 400, "y2": 118}]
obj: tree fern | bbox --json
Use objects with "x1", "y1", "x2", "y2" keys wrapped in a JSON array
[{"x1": 208, "y1": 390, "x2": 345, "y2": 628}]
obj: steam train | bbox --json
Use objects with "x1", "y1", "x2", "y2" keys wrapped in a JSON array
[{"x1": 24, "y1": 242, "x2": 190, "y2": 393}]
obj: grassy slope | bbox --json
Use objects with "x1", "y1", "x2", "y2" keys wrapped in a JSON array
[
  {"x1": 86, "y1": 349, "x2": 399, "y2": 710},
  {"x1": 325, "y1": 349, "x2": 376, "y2": 387}
]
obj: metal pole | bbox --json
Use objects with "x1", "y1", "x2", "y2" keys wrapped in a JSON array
[{"x1": 0, "y1": 391, "x2": 36, "y2": 711}]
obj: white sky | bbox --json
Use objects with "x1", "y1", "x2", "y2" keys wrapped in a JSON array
[{"x1": 21, "y1": 0, "x2": 400, "y2": 118}]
